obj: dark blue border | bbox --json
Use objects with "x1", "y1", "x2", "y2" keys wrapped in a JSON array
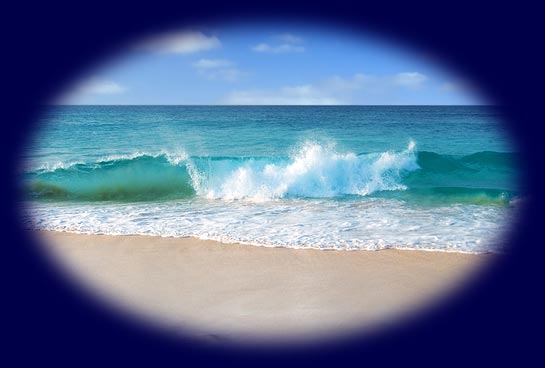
[{"x1": 3, "y1": 1, "x2": 543, "y2": 366}]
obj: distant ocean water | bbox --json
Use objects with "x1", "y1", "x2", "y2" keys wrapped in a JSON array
[{"x1": 21, "y1": 106, "x2": 520, "y2": 253}]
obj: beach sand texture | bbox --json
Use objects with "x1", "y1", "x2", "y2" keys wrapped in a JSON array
[{"x1": 39, "y1": 231, "x2": 490, "y2": 342}]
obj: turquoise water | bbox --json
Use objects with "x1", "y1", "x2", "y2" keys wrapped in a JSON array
[{"x1": 22, "y1": 106, "x2": 520, "y2": 253}]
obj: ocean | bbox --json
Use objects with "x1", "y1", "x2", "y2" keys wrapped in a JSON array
[{"x1": 21, "y1": 105, "x2": 520, "y2": 253}]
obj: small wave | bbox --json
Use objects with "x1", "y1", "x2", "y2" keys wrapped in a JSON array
[
  {"x1": 32, "y1": 150, "x2": 190, "y2": 173},
  {"x1": 416, "y1": 150, "x2": 517, "y2": 172},
  {"x1": 374, "y1": 187, "x2": 516, "y2": 206},
  {"x1": 461, "y1": 151, "x2": 518, "y2": 168},
  {"x1": 27, "y1": 154, "x2": 195, "y2": 201}
]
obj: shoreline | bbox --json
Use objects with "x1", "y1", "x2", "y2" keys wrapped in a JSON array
[
  {"x1": 33, "y1": 229, "x2": 492, "y2": 255},
  {"x1": 37, "y1": 230, "x2": 492, "y2": 342}
]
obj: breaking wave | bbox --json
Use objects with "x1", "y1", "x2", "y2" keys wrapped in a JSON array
[{"x1": 25, "y1": 141, "x2": 518, "y2": 205}]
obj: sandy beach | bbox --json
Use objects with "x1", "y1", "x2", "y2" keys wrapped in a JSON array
[{"x1": 36, "y1": 231, "x2": 491, "y2": 342}]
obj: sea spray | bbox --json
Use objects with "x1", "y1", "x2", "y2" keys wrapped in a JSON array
[{"x1": 204, "y1": 141, "x2": 419, "y2": 200}]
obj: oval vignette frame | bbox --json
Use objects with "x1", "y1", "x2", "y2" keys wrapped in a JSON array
[{"x1": 5, "y1": 7, "x2": 540, "y2": 363}]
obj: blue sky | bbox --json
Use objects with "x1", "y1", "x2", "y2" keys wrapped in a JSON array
[{"x1": 59, "y1": 24, "x2": 483, "y2": 105}]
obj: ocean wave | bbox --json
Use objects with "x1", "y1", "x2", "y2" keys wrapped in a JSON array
[
  {"x1": 24, "y1": 141, "x2": 518, "y2": 204},
  {"x1": 27, "y1": 154, "x2": 196, "y2": 201}
]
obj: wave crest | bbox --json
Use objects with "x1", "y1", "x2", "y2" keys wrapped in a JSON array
[{"x1": 203, "y1": 141, "x2": 418, "y2": 200}]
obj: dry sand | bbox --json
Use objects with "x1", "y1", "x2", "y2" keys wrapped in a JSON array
[{"x1": 37, "y1": 231, "x2": 491, "y2": 342}]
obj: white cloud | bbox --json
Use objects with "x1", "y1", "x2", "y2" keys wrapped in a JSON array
[
  {"x1": 222, "y1": 85, "x2": 340, "y2": 105},
  {"x1": 192, "y1": 58, "x2": 232, "y2": 69},
  {"x1": 393, "y1": 72, "x2": 428, "y2": 88},
  {"x1": 221, "y1": 75, "x2": 365, "y2": 105},
  {"x1": 139, "y1": 31, "x2": 220, "y2": 54},
  {"x1": 192, "y1": 58, "x2": 244, "y2": 82},
  {"x1": 203, "y1": 68, "x2": 244, "y2": 82},
  {"x1": 55, "y1": 78, "x2": 126, "y2": 104},
  {"x1": 252, "y1": 43, "x2": 305, "y2": 53},
  {"x1": 274, "y1": 33, "x2": 303, "y2": 43},
  {"x1": 252, "y1": 33, "x2": 305, "y2": 54},
  {"x1": 221, "y1": 72, "x2": 429, "y2": 105},
  {"x1": 77, "y1": 78, "x2": 126, "y2": 94}
]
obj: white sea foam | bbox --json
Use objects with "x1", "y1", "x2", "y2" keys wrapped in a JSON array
[
  {"x1": 33, "y1": 160, "x2": 86, "y2": 172},
  {"x1": 200, "y1": 141, "x2": 419, "y2": 201},
  {"x1": 29, "y1": 149, "x2": 191, "y2": 173},
  {"x1": 23, "y1": 195, "x2": 513, "y2": 253}
]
